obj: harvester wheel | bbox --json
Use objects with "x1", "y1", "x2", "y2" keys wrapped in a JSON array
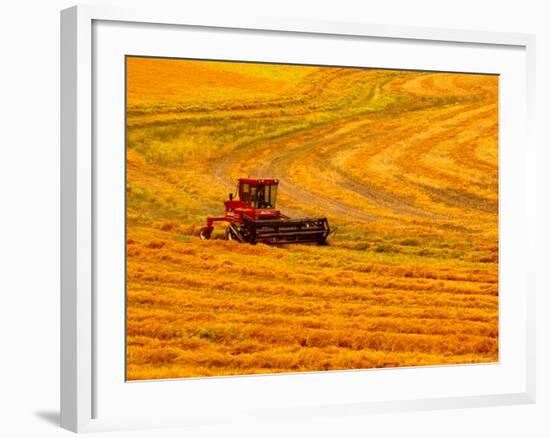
[
  {"x1": 199, "y1": 227, "x2": 212, "y2": 240},
  {"x1": 227, "y1": 225, "x2": 243, "y2": 241}
]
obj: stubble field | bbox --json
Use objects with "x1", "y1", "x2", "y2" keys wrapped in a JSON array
[{"x1": 125, "y1": 57, "x2": 499, "y2": 380}]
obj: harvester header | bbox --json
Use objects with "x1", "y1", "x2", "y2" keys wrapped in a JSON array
[{"x1": 199, "y1": 178, "x2": 331, "y2": 245}]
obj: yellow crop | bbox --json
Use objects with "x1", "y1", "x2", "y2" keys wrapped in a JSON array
[{"x1": 126, "y1": 57, "x2": 498, "y2": 380}]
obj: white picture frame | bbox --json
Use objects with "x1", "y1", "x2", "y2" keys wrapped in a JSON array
[{"x1": 60, "y1": 4, "x2": 536, "y2": 433}]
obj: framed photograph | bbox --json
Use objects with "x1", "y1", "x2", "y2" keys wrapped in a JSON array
[{"x1": 61, "y1": 5, "x2": 536, "y2": 433}]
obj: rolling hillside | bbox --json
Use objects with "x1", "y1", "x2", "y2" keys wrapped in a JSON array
[{"x1": 126, "y1": 57, "x2": 498, "y2": 380}]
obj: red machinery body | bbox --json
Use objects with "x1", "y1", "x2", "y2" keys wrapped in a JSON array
[{"x1": 199, "y1": 178, "x2": 331, "y2": 245}]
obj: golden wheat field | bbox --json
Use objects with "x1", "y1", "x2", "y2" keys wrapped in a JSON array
[{"x1": 125, "y1": 56, "x2": 499, "y2": 380}]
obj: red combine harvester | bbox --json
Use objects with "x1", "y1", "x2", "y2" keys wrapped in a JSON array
[{"x1": 199, "y1": 178, "x2": 331, "y2": 245}]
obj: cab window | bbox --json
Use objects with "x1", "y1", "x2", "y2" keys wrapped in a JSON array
[
  {"x1": 250, "y1": 186, "x2": 257, "y2": 207},
  {"x1": 241, "y1": 183, "x2": 249, "y2": 202},
  {"x1": 269, "y1": 185, "x2": 277, "y2": 207}
]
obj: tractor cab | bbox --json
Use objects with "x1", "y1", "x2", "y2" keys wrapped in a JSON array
[
  {"x1": 237, "y1": 178, "x2": 278, "y2": 209},
  {"x1": 224, "y1": 178, "x2": 280, "y2": 222}
]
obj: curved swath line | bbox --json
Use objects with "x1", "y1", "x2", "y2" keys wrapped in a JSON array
[
  {"x1": 271, "y1": 103, "x2": 491, "y2": 221},
  {"x1": 450, "y1": 123, "x2": 498, "y2": 180},
  {"x1": 345, "y1": 103, "x2": 493, "y2": 171},
  {"x1": 127, "y1": 81, "x2": 378, "y2": 128},
  {"x1": 397, "y1": 72, "x2": 493, "y2": 101},
  {"x1": 126, "y1": 69, "x2": 380, "y2": 131},
  {"x1": 324, "y1": 102, "x2": 500, "y2": 217},
  {"x1": 257, "y1": 124, "x2": 440, "y2": 220},
  {"x1": 127, "y1": 68, "x2": 368, "y2": 118},
  {"x1": 289, "y1": 108, "x2": 482, "y2": 219},
  {"x1": 443, "y1": 125, "x2": 499, "y2": 195},
  {"x1": 323, "y1": 101, "x2": 488, "y2": 173},
  {"x1": 384, "y1": 73, "x2": 497, "y2": 189},
  {"x1": 391, "y1": 107, "x2": 498, "y2": 207},
  {"x1": 414, "y1": 183, "x2": 497, "y2": 214}
]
